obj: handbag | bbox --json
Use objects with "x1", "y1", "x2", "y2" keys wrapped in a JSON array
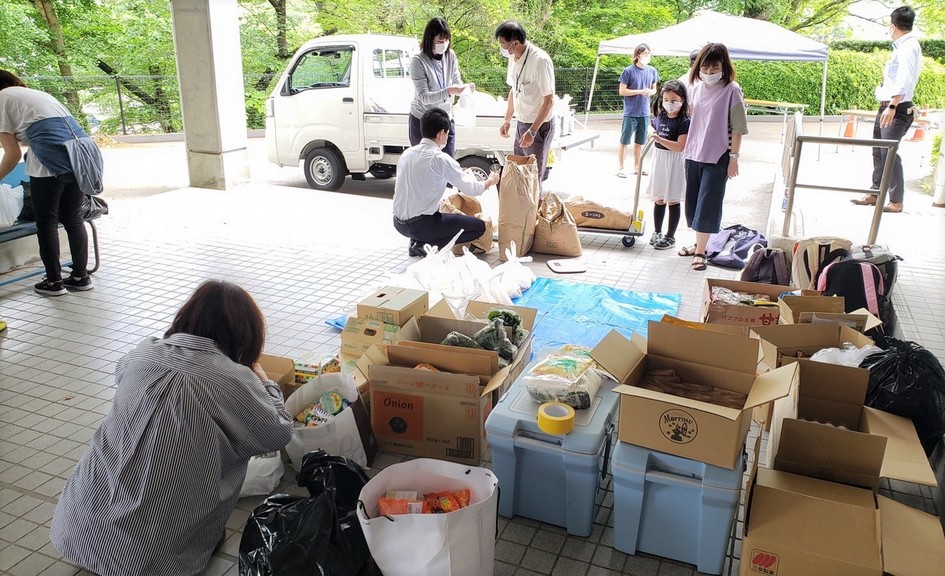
[
  {"x1": 62, "y1": 117, "x2": 104, "y2": 196},
  {"x1": 283, "y1": 366, "x2": 377, "y2": 470},
  {"x1": 357, "y1": 458, "x2": 499, "y2": 576}
]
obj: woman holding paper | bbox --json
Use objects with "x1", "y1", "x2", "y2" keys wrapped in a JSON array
[{"x1": 409, "y1": 17, "x2": 472, "y2": 157}]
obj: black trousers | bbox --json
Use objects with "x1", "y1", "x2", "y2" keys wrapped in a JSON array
[
  {"x1": 30, "y1": 173, "x2": 89, "y2": 282},
  {"x1": 393, "y1": 212, "x2": 485, "y2": 249},
  {"x1": 871, "y1": 102, "x2": 914, "y2": 204}
]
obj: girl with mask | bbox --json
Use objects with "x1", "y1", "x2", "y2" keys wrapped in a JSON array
[
  {"x1": 408, "y1": 17, "x2": 471, "y2": 157},
  {"x1": 678, "y1": 43, "x2": 748, "y2": 271},
  {"x1": 646, "y1": 80, "x2": 690, "y2": 250}
]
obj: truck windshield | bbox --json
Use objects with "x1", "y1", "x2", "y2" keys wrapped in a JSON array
[{"x1": 288, "y1": 47, "x2": 353, "y2": 93}]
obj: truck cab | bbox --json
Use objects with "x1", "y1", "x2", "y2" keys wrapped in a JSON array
[{"x1": 266, "y1": 34, "x2": 516, "y2": 191}]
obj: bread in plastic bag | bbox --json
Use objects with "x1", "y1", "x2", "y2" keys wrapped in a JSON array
[{"x1": 522, "y1": 346, "x2": 602, "y2": 409}]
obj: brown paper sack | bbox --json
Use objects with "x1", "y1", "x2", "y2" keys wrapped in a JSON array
[
  {"x1": 564, "y1": 195, "x2": 632, "y2": 230},
  {"x1": 533, "y1": 192, "x2": 583, "y2": 257},
  {"x1": 442, "y1": 193, "x2": 493, "y2": 253},
  {"x1": 498, "y1": 154, "x2": 539, "y2": 261}
]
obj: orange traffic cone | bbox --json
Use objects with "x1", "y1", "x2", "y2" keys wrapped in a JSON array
[
  {"x1": 907, "y1": 105, "x2": 930, "y2": 142},
  {"x1": 842, "y1": 114, "x2": 856, "y2": 138}
]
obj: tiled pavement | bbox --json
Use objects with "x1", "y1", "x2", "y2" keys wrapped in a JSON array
[{"x1": 1, "y1": 118, "x2": 942, "y2": 575}]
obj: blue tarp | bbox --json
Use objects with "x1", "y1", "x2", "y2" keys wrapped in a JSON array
[{"x1": 328, "y1": 277, "x2": 680, "y2": 353}]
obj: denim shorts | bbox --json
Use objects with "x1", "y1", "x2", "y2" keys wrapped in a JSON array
[{"x1": 620, "y1": 116, "x2": 648, "y2": 145}]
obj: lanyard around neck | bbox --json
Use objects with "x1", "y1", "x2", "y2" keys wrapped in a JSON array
[{"x1": 515, "y1": 45, "x2": 531, "y2": 94}]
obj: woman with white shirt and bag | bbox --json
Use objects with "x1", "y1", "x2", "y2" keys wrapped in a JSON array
[{"x1": 408, "y1": 17, "x2": 471, "y2": 157}]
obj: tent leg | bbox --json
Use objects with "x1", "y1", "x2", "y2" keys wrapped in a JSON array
[
  {"x1": 583, "y1": 55, "x2": 601, "y2": 128},
  {"x1": 817, "y1": 60, "x2": 827, "y2": 161}
]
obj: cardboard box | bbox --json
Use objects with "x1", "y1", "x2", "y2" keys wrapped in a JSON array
[
  {"x1": 748, "y1": 323, "x2": 875, "y2": 430},
  {"x1": 764, "y1": 358, "x2": 937, "y2": 488},
  {"x1": 750, "y1": 323, "x2": 874, "y2": 372},
  {"x1": 778, "y1": 295, "x2": 882, "y2": 331},
  {"x1": 366, "y1": 303, "x2": 537, "y2": 465},
  {"x1": 701, "y1": 279, "x2": 794, "y2": 327},
  {"x1": 590, "y1": 321, "x2": 797, "y2": 469},
  {"x1": 357, "y1": 286, "x2": 428, "y2": 326},
  {"x1": 259, "y1": 353, "x2": 296, "y2": 399},
  {"x1": 741, "y1": 421, "x2": 945, "y2": 576},
  {"x1": 340, "y1": 317, "x2": 400, "y2": 357}
]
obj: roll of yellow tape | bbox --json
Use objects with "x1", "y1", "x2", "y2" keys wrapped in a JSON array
[{"x1": 537, "y1": 402, "x2": 576, "y2": 435}]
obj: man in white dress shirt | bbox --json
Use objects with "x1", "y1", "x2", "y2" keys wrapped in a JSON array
[
  {"x1": 393, "y1": 108, "x2": 499, "y2": 256},
  {"x1": 851, "y1": 6, "x2": 922, "y2": 213}
]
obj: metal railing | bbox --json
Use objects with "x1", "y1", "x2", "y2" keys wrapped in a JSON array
[{"x1": 782, "y1": 134, "x2": 899, "y2": 245}]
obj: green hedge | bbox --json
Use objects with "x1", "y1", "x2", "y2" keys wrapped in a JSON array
[
  {"x1": 831, "y1": 39, "x2": 945, "y2": 65},
  {"x1": 693, "y1": 50, "x2": 945, "y2": 115}
]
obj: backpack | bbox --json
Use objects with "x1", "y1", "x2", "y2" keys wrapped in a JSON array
[
  {"x1": 740, "y1": 245, "x2": 791, "y2": 286},
  {"x1": 791, "y1": 236, "x2": 852, "y2": 290},
  {"x1": 817, "y1": 259, "x2": 888, "y2": 321},
  {"x1": 851, "y1": 244, "x2": 901, "y2": 298},
  {"x1": 706, "y1": 224, "x2": 766, "y2": 269}
]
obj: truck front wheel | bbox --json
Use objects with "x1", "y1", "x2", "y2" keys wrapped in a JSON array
[
  {"x1": 458, "y1": 156, "x2": 497, "y2": 181},
  {"x1": 304, "y1": 147, "x2": 345, "y2": 191}
]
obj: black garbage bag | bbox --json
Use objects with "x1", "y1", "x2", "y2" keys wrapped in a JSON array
[
  {"x1": 239, "y1": 450, "x2": 376, "y2": 576},
  {"x1": 861, "y1": 335, "x2": 945, "y2": 455}
]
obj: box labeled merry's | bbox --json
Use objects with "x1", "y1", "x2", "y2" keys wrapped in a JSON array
[
  {"x1": 591, "y1": 321, "x2": 797, "y2": 469},
  {"x1": 357, "y1": 286, "x2": 428, "y2": 326}
]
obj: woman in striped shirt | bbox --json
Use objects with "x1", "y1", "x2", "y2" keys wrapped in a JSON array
[{"x1": 51, "y1": 280, "x2": 294, "y2": 575}]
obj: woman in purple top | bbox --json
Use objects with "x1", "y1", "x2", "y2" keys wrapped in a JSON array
[{"x1": 678, "y1": 44, "x2": 748, "y2": 271}]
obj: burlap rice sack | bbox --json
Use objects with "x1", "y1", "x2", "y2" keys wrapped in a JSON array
[
  {"x1": 564, "y1": 195, "x2": 632, "y2": 230},
  {"x1": 442, "y1": 193, "x2": 493, "y2": 253},
  {"x1": 533, "y1": 192, "x2": 582, "y2": 257},
  {"x1": 498, "y1": 155, "x2": 539, "y2": 261}
]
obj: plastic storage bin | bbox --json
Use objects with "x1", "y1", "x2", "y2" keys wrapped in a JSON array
[
  {"x1": 611, "y1": 441, "x2": 744, "y2": 575},
  {"x1": 485, "y1": 373, "x2": 618, "y2": 537}
]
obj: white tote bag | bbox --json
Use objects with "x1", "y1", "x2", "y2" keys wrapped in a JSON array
[
  {"x1": 284, "y1": 371, "x2": 377, "y2": 470},
  {"x1": 356, "y1": 459, "x2": 499, "y2": 576}
]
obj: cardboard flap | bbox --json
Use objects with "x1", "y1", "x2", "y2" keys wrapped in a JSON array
[
  {"x1": 774, "y1": 418, "x2": 886, "y2": 491},
  {"x1": 417, "y1": 315, "x2": 490, "y2": 343},
  {"x1": 779, "y1": 295, "x2": 846, "y2": 323},
  {"x1": 647, "y1": 320, "x2": 760, "y2": 374},
  {"x1": 590, "y1": 329, "x2": 646, "y2": 384},
  {"x1": 368, "y1": 364, "x2": 482, "y2": 395},
  {"x1": 847, "y1": 308, "x2": 883, "y2": 331},
  {"x1": 744, "y1": 362, "x2": 798, "y2": 409},
  {"x1": 879, "y1": 495, "x2": 945, "y2": 576},
  {"x1": 862, "y1": 407, "x2": 938, "y2": 486},
  {"x1": 660, "y1": 315, "x2": 751, "y2": 337},
  {"x1": 387, "y1": 342, "x2": 499, "y2": 376}
]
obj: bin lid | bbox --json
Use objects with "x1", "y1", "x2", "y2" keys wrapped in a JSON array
[
  {"x1": 485, "y1": 371, "x2": 619, "y2": 456},
  {"x1": 612, "y1": 440, "x2": 745, "y2": 490}
]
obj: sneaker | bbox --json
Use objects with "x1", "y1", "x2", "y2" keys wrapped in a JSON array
[
  {"x1": 654, "y1": 235, "x2": 676, "y2": 250},
  {"x1": 34, "y1": 278, "x2": 67, "y2": 297},
  {"x1": 648, "y1": 231, "x2": 663, "y2": 246},
  {"x1": 63, "y1": 275, "x2": 94, "y2": 291},
  {"x1": 616, "y1": 170, "x2": 627, "y2": 178}
]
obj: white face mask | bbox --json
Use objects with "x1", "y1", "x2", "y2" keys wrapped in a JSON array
[
  {"x1": 700, "y1": 71, "x2": 723, "y2": 85},
  {"x1": 500, "y1": 46, "x2": 513, "y2": 59},
  {"x1": 433, "y1": 41, "x2": 449, "y2": 56},
  {"x1": 663, "y1": 100, "x2": 682, "y2": 113}
]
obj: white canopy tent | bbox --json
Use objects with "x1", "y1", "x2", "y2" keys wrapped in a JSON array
[{"x1": 585, "y1": 11, "x2": 829, "y2": 125}]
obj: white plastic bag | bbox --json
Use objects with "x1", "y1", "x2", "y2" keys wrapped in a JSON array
[
  {"x1": 284, "y1": 371, "x2": 377, "y2": 470},
  {"x1": 453, "y1": 86, "x2": 476, "y2": 129},
  {"x1": 810, "y1": 343, "x2": 884, "y2": 367},
  {"x1": 0, "y1": 183, "x2": 24, "y2": 229},
  {"x1": 357, "y1": 459, "x2": 499, "y2": 576},
  {"x1": 239, "y1": 452, "x2": 284, "y2": 498}
]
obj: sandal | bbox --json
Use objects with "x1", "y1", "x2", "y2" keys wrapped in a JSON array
[
  {"x1": 678, "y1": 245, "x2": 698, "y2": 257},
  {"x1": 691, "y1": 254, "x2": 707, "y2": 271}
]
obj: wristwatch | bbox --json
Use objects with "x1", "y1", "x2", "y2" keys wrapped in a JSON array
[
  {"x1": 729, "y1": 153, "x2": 740, "y2": 159},
  {"x1": 887, "y1": 104, "x2": 897, "y2": 111},
  {"x1": 526, "y1": 128, "x2": 537, "y2": 137}
]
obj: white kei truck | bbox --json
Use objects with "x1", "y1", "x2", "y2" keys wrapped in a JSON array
[{"x1": 265, "y1": 34, "x2": 577, "y2": 191}]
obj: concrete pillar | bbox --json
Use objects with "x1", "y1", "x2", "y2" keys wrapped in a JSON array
[{"x1": 169, "y1": 0, "x2": 250, "y2": 190}]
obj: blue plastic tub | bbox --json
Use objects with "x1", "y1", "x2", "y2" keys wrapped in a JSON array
[
  {"x1": 485, "y1": 374, "x2": 618, "y2": 537},
  {"x1": 611, "y1": 441, "x2": 745, "y2": 575}
]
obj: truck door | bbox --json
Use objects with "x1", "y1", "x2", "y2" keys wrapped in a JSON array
[{"x1": 268, "y1": 43, "x2": 363, "y2": 167}]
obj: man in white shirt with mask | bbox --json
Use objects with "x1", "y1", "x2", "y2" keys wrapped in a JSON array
[
  {"x1": 393, "y1": 108, "x2": 499, "y2": 257},
  {"x1": 495, "y1": 20, "x2": 556, "y2": 193},
  {"x1": 851, "y1": 5, "x2": 922, "y2": 213}
]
